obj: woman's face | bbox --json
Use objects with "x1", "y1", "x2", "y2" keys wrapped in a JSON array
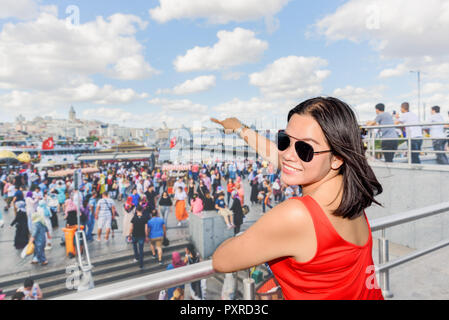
[{"x1": 278, "y1": 113, "x2": 340, "y2": 188}]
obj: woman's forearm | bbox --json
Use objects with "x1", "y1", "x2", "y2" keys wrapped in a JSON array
[{"x1": 238, "y1": 127, "x2": 279, "y2": 169}]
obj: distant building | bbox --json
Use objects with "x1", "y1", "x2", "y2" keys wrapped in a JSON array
[
  {"x1": 69, "y1": 106, "x2": 76, "y2": 121},
  {"x1": 15, "y1": 115, "x2": 26, "y2": 123}
]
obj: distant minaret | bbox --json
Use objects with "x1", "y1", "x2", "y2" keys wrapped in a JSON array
[{"x1": 69, "y1": 105, "x2": 76, "y2": 121}]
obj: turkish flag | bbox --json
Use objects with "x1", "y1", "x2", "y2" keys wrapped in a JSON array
[
  {"x1": 42, "y1": 137, "x2": 54, "y2": 150},
  {"x1": 170, "y1": 137, "x2": 177, "y2": 149}
]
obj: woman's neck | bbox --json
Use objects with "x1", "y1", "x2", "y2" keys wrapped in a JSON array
[{"x1": 302, "y1": 172, "x2": 343, "y2": 203}]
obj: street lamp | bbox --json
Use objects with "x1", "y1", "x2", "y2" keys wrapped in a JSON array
[{"x1": 410, "y1": 70, "x2": 421, "y2": 121}]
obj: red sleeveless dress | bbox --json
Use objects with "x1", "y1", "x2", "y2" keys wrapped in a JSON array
[{"x1": 268, "y1": 196, "x2": 384, "y2": 300}]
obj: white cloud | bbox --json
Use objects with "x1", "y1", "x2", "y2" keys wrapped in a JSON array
[
  {"x1": 222, "y1": 71, "x2": 245, "y2": 81},
  {"x1": 82, "y1": 107, "x2": 140, "y2": 125},
  {"x1": 149, "y1": 0, "x2": 290, "y2": 24},
  {"x1": 212, "y1": 97, "x2": 293, "y2": 127},
  {"x1": 379, "y1": 57, "x2": 449, "y2": 80},
  {"x1": 249, "y1": 56, "x2": 330, "y2": 100},
  {"x1": 332, "y1": 85, "x2": 384, "y2": 105},
  {"x1": 314, "y1": 0, "x2": 449, "y2": 79},
  {"x1": 148, "y1": 98, "x2": 209, "y2": 113},
  {"x1": 331, "y1": 85, "x2": 387, "y2": 121},
  {"x1": 0, "y1": 0, "x2": 39, "y2": 20},
  {"x1": 0, "y1": 11, "x2": 157, "y2": 91},
  {"x1": 174, "y1": 28, "x2": 268, "y2": 72},
  {"x1": 0, "y1": 83, "x2": 149, "y2": 120},
  {"x1": 157, "y1": 75, "x2": 216, "y2": 95}
]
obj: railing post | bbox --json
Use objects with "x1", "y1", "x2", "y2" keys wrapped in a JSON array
[
  {"x1": 378, "y1": 228, "x2": 393, "y2": 298},
  {"x1": 243, "y1": 277, "x2": 255, "y2": 300},
  {"x1": 408, "y1": 136, "x2": 412, "y2": 165}
]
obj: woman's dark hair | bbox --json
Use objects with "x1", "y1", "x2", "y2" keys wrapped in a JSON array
[
  {"x1": 12, "y1": 291, "x2": 25, "y2": 300},
  {"x1": 186, "y1": 243, "x2": 198, "y2": 258},
  {"x1": 24, "y1": 277, "x2": 34, "y2": 288},
  {"x1": 287, "y1": 97, "x2": 383, "y2": 219}
]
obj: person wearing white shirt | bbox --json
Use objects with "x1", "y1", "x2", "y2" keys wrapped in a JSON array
[
  {"x1": 395, "y1": 102, "x2": 423, "y2": 164},
  {"x1": 425, "y1": 106, "x2": 448, "y2": 164},
  {"x1": 173, "y1": 178, "x2": 186, "y2": 194}
]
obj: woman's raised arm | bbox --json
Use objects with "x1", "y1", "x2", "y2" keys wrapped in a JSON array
[{"x1": 210, "y1": 117, "x2": 279, "y2": 169}]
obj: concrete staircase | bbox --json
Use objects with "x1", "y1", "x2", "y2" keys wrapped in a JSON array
[{"x1": 0, "y1": 240, "x2": 190, "y2": 299}]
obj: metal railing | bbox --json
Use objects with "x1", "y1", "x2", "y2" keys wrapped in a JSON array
[
  {"x1": 362, "y1": 122, "x2": 449, "y2": 165},
  {"x1": 55, "y1": 201, "x2": 449, "y2": 300}
]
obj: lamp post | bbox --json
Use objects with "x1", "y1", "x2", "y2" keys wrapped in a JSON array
[{"x1": 410, "y1": 70, "x2": 421, "y2": 121}]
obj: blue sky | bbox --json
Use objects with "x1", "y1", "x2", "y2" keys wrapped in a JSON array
[{"x1": 1, "y1": 0, "x2": 448, "y2": 129}]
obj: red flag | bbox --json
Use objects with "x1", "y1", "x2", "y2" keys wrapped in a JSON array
[
  {"x1": 42, "y1": 137, "x2": 54, "y2": 150},
  {"x1": 170, "y1": 137, "x2": 177, "y2": 149}
]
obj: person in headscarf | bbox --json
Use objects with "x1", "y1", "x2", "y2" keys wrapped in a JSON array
[
  {"x1": 99, "y1": 174, "x2": 106, "y2": 195},
  {"x1": 183, "y1": 244, "x2": 206, "y2": 300},
  {"x1": 230, "y1": 191, "x2": 244, "y2": 236},
  {"x1": 234, "y1": 181, "x2": 245, "y2": 207},
  {"x1": 30, "y1": 210, "x2": 50, "y2": 265},
  {"x1": 166, "y1": 251, "x2": 186, "y2": 299},
  {"x1": 56, "y1": 180, "x2": 66, "y2": 213},
  {"x1": 250, "y1": 177, "x2": 259, "y2": 205},
  {"x1": 10, "y1": 201, "x2": 29, "y2": 250},
  {"x1": 38, "y1": 199, "x2": 52, "y2": 250},
  {"x1": 25, "y1": 191, "x2": 37, "y2": 232},
  {"x1": 123, "y1": 196, "x2": 135, "y2": 243},
  {"x1": 64, "y1": 196, "x2": 78, "y2": 228}
]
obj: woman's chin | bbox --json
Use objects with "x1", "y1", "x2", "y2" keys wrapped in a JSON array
[{"x1": 281, "y1": 172, "x2": 303, "y2": 186}]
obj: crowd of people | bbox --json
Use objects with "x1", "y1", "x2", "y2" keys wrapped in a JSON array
[
  {"x1": 366, "y1": 102, "x2": 449, "y2": 164},
  {"x1": 0, "y1": 158, "x2": 304, "y2": 299}
]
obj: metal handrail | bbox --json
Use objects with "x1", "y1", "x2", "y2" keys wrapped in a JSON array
[
  {"x1": 361, "y1": 121, "x2": 449, "y2": 129},
  {"x1": 362, "y1": 122, "x2": 449, "y2": 165},
  {"x1": 370, "y1": 201, "x2": 449, "y2": 231},
  {"x1": 55, "y1": 260, "x2": 216, "y2": 300},
  {"x1": 55, "y1": 201, "x2": 449, "y2": 300}
]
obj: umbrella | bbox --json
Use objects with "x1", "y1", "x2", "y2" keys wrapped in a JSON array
[
  {"x1": 0, "y1": 150, "x2": 18, "y2": 161},
  {"x1": 0, "y1": 150, "x2": 18, "y2": 165},
  {"x1": 17, "y1": 152, "x2": 31, "y2": 163}
]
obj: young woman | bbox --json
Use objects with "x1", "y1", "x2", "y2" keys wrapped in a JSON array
[
  {"x1": 196, "y1": 179, "x2": 208, "y2": 202},
  {"x1": 184, "y1": 244, "x2": 206, "y2": 300},
  {"x1": 187, "y1": 179, "x2": 195, "y2": 208},
  {"x1": 190, "y1": 193, "x2": 203, "y2": 217},
  {"x1": 123, "y1": 196, "x2": 135, "y2": 243},
  {"x1": 211, "y1": 97, "x2": 384, "y2": 300},
  {"x1": 174, "y1": 186, "x2": 188, "y2": 226},
  {"x1": 158, "y1": 191, "x2": 172, "y2": 226}
]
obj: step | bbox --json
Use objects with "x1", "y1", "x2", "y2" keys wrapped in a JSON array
[
  {"x1": 0, "y1": 240, "x2": 191, "y2": 299},
  {"x1": 41, "y1": 259, "x2": 170, "y2": 299}
]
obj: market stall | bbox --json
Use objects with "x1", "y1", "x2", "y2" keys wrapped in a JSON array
[
  {"x1": 162, "y1": 164, "x2": 191, "y2": 195},
  {"x1": 47, "y1": 167, "x2": 99, "y2": 178}
]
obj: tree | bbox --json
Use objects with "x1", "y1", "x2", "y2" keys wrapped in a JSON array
[{"x1": 86, "y1": 136, "x2": 99, "y2": 143}]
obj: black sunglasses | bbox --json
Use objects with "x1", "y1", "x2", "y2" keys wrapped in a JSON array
[{"x1": 276, "y1": 130, "x2": 332, "y2": 162}]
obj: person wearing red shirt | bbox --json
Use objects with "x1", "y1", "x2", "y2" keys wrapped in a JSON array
[
  {"x1": 212, "y1": 97, "x2": 384, "y2": 300},
  {"x1": 226, "y1": 179, "x2": 235, "y2": 205}
]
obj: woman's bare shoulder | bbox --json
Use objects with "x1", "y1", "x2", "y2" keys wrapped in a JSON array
[{"x1": 261, "y1": 197, "x2": 313, "y2": 235}]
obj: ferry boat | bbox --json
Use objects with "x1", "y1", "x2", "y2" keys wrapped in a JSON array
[{"x1": 0, "y1": 140, "x2": 102, "y2": 167}]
